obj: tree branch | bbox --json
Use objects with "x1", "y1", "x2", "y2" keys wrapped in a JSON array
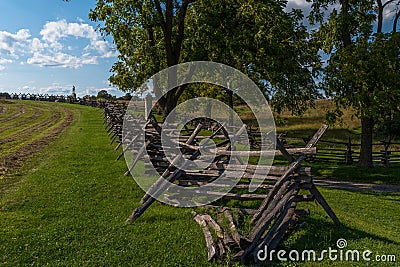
[
  {"x1": 174, "y1": 63, "x2": 196, "y2": 98},
  {"x1": 377, "y1": 0, "x2": 384, "y2": 33},
  {"x1": 340, "y1": 0, "x2": 352, "y2": 47},
  {"x1": 382, "y1": 0, "x2": 396, "y2": 8},
  {"x1": 147, "y1": 24, "x2": 156, "y2": 47},
  {"x1": 174, "y1": 0, "x2": 192, "y2": 63},
  {"x1": 153, "y1": 0, "x2": 166, "y2": 31},
  {"x1": 164, "y1": 0, "x2": 174, "y2": 65},
  {"x1": 394, "y1": 9, "x2": 400, "y2": 32}
]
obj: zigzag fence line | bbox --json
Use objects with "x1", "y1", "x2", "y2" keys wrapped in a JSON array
[{"x1": 99, "y1": 101, "x2": 340, "y2": 265}]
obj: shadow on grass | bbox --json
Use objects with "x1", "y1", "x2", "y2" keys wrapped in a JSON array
[
  {"x1": 308, "y1": 163, "x2": 400, "y2": 186},
  {"x1": 266, "y1": 216, "x2": 399, "y2": 266}
]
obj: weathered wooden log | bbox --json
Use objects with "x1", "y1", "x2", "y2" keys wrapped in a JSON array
[
  {"x1": 167, "y1": 188, "x2": 269, "y2": 201},
  {"x1": 127, "y1": 123, "x2": 238, "y2": 223},
  {"x1": 223, "y1": 210, "x2": 251, "y2": 249},
  {"x1": 250, "y1": 124, "x2": 328, "y2": 224},
  {"x1": 276, "y1": 137, "x2": 294, "y2": 163},
  {"x1": 177, "y1": 142, "x2": 317, "y2": 157},
  {"x1": 249, "y1": 183, "x2": 299, "y2": 242},
  {"x1": 243, "y1": 187, "x2": 299, "y2": 264},
  {"x1": 203, "y1": 205, "x2": 258, "y2": 216},
  {"x1": 116, "y1": 131, "x2": 142, "y2": 160},
  {"x1": 203, "y1": 214, "x2": 224, "y2": 239},
  {"x1": 193, "y1": 213, "x2": 218, "y2": 261},
  {"x1": 124, "y1": 136, "x2": 155, "y2": 176},
  {"x1": 251, "y1": 202, "x2": 298, "y2": 264},
  {"x1": 309, "y1": 184, "x2": 340, "y2": 225}
]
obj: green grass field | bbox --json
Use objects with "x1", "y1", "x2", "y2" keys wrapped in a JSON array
[{"x1": 0, "y1": 101, "x2": 399, "y2": 266}]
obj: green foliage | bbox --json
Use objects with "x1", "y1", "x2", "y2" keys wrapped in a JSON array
[
  {"x1": 0, "y1": 92, "x2": 11, "y2": 99},
  {"x1": 376, "y1": 111, "x2": 400, "y2": 141},
  {"x1": 89, "y1": 0, "x2": 321, "y2": 116},
  {"x1": 96, "y1": 89, "x2": 113, "y2": 100},
  {"x1": 323, "y1": 33, "x2": 400, "y2": 121},
  {"x1": 118, "y1": 92, "x2": 133, "y2": 101},
  {"x1": 89, "y1": 0, "x2": 188, "y2": 91},
  {"x1": 309, "y1": 0, "x2": 400, "y2": 122}
]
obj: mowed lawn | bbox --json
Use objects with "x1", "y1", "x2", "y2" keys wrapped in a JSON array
[
  {"x1": 0, "y1": 102, "x2": 399, "y2": 266},
  {"x1": 0, "y1": 104, "x2": 210, "y2": 266}
]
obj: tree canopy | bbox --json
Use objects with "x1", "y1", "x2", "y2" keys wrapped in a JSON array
[{"x1": 89, "y1": 0, "x2": 321, "y2": 117}]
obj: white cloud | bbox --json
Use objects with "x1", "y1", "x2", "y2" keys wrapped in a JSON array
[
  {"x1": 0, "y1": 29, "x2": 31, "y2": 58},
  {"x1": 0, "y1": 58, "x2": 12, "y2": 64},
  {"x1": 24, "y1": 19, "x2": 117, "y2": 68},
  {"x1": 27, "y1": 51, "x2": 97, "y2": 68},
  {"x1": 40, "y1": 20, "x2": 95, "y2": 43},
  {"x1": 286, "y1": 0, "x2": 311, "y2": 10},
  {"x1": 37, "y1": 19, "x2": 117, "y2": 58},
  {"x1": 0, "y1": 19, "x2": 117, "y2": 70},
  {"x1": 30, "y1": 37, "x2": 49, "y2": 52},
  {"x1": 0, "y1": 58, "x2": 12, "y2": 71},
  {"x1": 9, "y1": 83, "x2": 74, "y2": 96}
]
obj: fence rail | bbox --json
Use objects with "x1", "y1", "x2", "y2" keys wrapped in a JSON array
[{"x1": 282, "y1": 136, "x2": 400, "y2": 167}]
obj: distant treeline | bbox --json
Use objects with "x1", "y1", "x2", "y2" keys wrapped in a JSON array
[{"x1": 0, "y1": 91, "x2": 142, "y2": 102}]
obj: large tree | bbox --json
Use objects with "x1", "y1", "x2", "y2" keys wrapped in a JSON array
[
  {"x1": 309, "y1": 0, "x2": 400, "y2": 168},
  {"x1": 89, "y1": 0, "x2": 192, "y2": 118},
  {"x1": 89, "y1": 0, "x2": 321, "y2": 118}
]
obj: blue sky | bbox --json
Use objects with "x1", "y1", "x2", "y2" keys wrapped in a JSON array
[{"x1": 0, "y1": 0, "x2": 121, "y2": 97}]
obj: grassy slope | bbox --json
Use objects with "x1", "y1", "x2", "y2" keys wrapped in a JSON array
[{"x1": 0, "y1": 103, "x2": 399, "y2": 266}]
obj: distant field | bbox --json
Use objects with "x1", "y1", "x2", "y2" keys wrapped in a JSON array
[{"x1": 237, "y1": 99, "x2": 362, "y2": 141}]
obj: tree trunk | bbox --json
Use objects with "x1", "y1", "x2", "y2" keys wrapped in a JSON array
[
  {"x1": 358, "y1": 116, "x2": 374, "y2": 168},
  {"x1": 227, "y1": 90, "x2": 234, "y2": 125},
  {"x1": 340, "y1": 0, "x2": 352, "y2": 47},
  {"x1": 161, "y1": 90, "x2": 179, "y2": 120}
]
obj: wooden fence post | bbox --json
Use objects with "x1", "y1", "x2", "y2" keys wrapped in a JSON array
[
  {"x1": 345, "y1": 137, "x2": 353, "y2": 165},
  {"x1": 145, "y1": 94, "x2": 152, "y2": 119},
  {"x1": 382, "y1": 141, "x2": 390, "y2": 167}
]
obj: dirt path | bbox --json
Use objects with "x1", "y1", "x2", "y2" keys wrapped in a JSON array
[
  {"x1": 0, "y1": 106, "x2": 25, "y2": 123},
  {"x1": 0, "y1": 106, "x2": 43, "y2": 132},
  {"x1": 0, "y1": 109, "x2": 58, "y2": 144},
  {"x1": 314, "y1": 178, "x2": 400, "y2": 193},
  {"x1": 0, "y1": 106, "x2": 74, "y2": 178}
]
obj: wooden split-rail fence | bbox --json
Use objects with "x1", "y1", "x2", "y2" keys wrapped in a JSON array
[{"x1": 101, "y1": 102, "x2": 340, "y2": 265}]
